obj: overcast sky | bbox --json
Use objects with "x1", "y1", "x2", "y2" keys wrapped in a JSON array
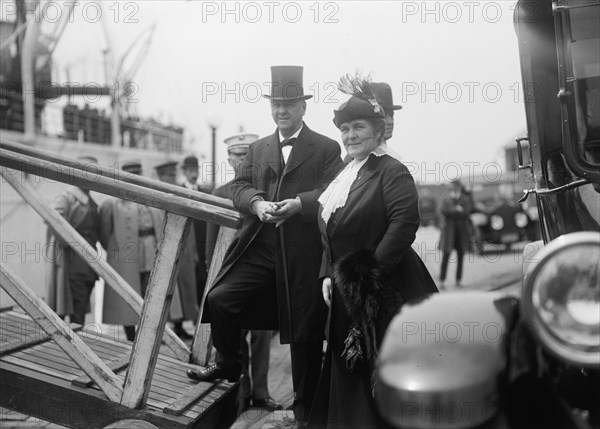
[{"x1": 18, "y1": 1, "x2": 528, "y2": 184}]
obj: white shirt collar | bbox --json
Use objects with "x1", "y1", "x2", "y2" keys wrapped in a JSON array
[{"x1": 279, "y1": 124, "x2": 303, "y2": 144}]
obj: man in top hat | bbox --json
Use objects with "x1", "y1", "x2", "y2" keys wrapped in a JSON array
[
  {"x1": 205, "y1": 133, "x2": 282, "y2": 412},
  {"x1": 99, "y1": 160, "x2": 164, "y2": 341},
  {"x1": 189, "y1": 65, "x2": 343, "y2": 423},
  {"x1": 180, "y1": 155, "x2": 211, "y2": 308},
  {"x1": 46, "y1": 156, "x2": 100, "y2": 325},
  {"x1": 154, "y1": 160, "x2": 198, "y2": 340}
]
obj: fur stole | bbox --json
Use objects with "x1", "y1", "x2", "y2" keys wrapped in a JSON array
[{"x1": 333, "y1": 247, "x2": 392, "y2": 371}]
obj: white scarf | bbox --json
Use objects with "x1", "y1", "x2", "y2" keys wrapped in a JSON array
[{"x1": 319, "y1": 145, "x2": 388, "y2": 224}]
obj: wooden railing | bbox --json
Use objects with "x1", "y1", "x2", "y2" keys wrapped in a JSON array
[{"x1": 0, "y1": 139, "x2": 242, "y2": 409}]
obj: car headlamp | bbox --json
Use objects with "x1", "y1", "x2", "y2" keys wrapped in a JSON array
[
  {"x1": 490, "y1": 215, "x2": 504, "y2": 231},
  {"x1": 522, "y1": 232, "x2": 600, "y2": 368},
  {"x1": 514, "y1": 212, "x2": 529, "y2": 228},
  {"x1": 375, "y1": 292, "x2": 517, "y2": 428}
]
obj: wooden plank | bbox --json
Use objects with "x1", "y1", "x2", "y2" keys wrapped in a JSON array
[
  {"x1": 121, "y1": 212, "x2": 192, "y2": 409},
  {"x1": 0, "y1": 315, "x2": 82, "y2": 356},
  {"x1": 72, "y1": 354, "x2": 130, "y2": 387},
  {"x1": 1, "y1": 138, "x2": 237, "y2": 211},
  {"x1": 191, "y1": 226, "x2": 237, "y2": 365},
  {"x1": 0, "y1": 151, "x2": 242, "y2": 228},
  {"x1": 1, "y1": 354, "x2": 79, "y2": 382},
  {"x1": 10, "y1": 348, "x2": 84, "y2": 375},
  {"x1": 164, "y1": 382, "x2": 217, "y2": 416},
  {"x1": 0, "y1": 264, "x2": 123, "y2": 402},
  {"x1": 0, "y1": 168, "x2": 190, "y2": 362}
]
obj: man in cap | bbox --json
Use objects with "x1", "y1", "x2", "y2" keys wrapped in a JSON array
[
  {"x1": 189, "y1": 65, "x2": 343, "y2": 424},
  {"x1": 180, "y1": 155, "x2": 211, "y2": 308},
  {"x1": 371, "y1": 82, "x2": 403, "y2": 142},
  {"x1": 154, "y1": 160, "x2": 198, "y2": 340},
  {"x1": 99, "y1": 160, "x2": 163, "y2": 341},
  {"x1": 205, "y1": 133, "x2": 282, "y2": 412},
  {"x1": 46, "y1": 156, "x2": 100, "y2": 325}
]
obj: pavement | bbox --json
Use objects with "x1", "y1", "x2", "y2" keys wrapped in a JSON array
[{"x1": 415, "y1": 226, "x2": 524, "y2": 296}]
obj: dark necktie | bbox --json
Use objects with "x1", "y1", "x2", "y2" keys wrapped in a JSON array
[{"x1": 281, "y1": 137, "x2": 297, "y2": 147}]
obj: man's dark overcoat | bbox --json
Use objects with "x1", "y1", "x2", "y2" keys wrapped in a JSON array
[
  {"x1": 438, "y1": 192, "x2": 474, "y2": 253},
  {"x1": 203, "y1": 123, "x2": 343, "y2": 344}
]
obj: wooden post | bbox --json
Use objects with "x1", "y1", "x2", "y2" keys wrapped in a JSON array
[
  {"x1": 0, "y1": 265, "x2": 123, "y2": 402},
  {"x1": 121, "y1": 212, "x2": 191, "y2": 409},
  {"x1": 190, "y1": 226, "x2": 237, "y2": 365},
  {"x1": 0, "y1": 168, "x2": 190, "y2": 361}
]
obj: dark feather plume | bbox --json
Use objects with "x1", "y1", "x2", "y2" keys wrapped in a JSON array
[{"x1": 338, "y1": 73, "x2": 382, "y2": 114}]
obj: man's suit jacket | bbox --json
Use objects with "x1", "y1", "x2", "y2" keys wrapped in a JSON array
[{"x1": 205, "y1": 123, "x2": 343, "y2": 344}]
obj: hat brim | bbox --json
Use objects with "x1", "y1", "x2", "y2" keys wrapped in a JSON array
[
  {"x1": 383, "y1": 105, "x2": 403, "y2": 111},
  {"x1": 263, "y1": 94, "x2": 313, "y2": 101},
  {"x1": 228, "y1": 148, "x2": 249, "y2": 154}
]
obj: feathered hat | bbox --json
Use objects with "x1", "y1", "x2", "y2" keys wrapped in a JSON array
[{"x1": 333, "y1": 74, "x2": 386, "y2": 128}]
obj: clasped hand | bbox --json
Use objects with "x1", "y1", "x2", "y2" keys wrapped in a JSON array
[{"x1": 252, "y1": 198, "x2": 301, "y2": 226}]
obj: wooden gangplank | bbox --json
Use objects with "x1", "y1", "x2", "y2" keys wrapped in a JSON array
[
  {"x1": 0, "y1": 311, "x2": 238, "y2": 428},
  {"x1": 0, "y1": 139, "x2": 244, "y2": 428}
]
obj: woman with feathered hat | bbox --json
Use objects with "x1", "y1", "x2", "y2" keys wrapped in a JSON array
[{"x1": 308, "y1": 75, "x2": 438, "y2": 429}]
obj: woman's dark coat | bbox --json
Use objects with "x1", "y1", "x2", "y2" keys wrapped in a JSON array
[{"x1": 309, "y1": 153, "x2": 438, "y2": 429}]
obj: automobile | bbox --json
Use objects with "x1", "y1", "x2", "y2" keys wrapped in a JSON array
[
  {"x1": 374, "y1": 1, "x2": 600, "y2": 428},
  {"x1": 470, "y1": 200, "x2": 541, "y2": 252}
]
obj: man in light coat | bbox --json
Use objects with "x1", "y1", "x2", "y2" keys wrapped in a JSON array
[{"x1": 99, "y1": 161, "x2": 163, "y2": 341}]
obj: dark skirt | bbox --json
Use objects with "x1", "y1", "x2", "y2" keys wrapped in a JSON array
[{"x1": 308, "y1": 249, "x2": 437, "y2": 429}]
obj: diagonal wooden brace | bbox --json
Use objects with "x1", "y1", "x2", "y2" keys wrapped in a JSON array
[
  {"x1": 120, "y1": 212, "x2": 192, "y2": 409},
  {"x1": 0, "y1": 265, "x2": 123, "y2": 402}
]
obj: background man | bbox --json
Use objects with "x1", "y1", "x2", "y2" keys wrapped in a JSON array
[
  {"x1": 180, "y1": 155, "x2": 210, "y2": 307},
  {"x1": 371, "y1": 81, "x2": 403, "y2": 142},
  {"x1": 189, "y1": 65, "x2": 343, "y2": 424},
  {"x1": 46, "y1": 156, "x2": 100, "y2": 325},
  {"x1": 206, "y1": 133, "x2": 282, "y2": 412},
  {"x1": 99, "y1": 160, "x2": 163, "y2": 341}
]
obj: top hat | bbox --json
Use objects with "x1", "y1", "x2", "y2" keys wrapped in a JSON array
[
  {"x1": 333, "y1": 95, "x2": 385, "y2": 129},
  {"x1": 121, "y1": 159, "x2": 142, "y2": 174},
  {"x1": 154, "y1": 160, "x2": 177, "y2": 174},
  {"x1": 263, "y1": 66, "x2": 313, "y2": 101},
  {"x1": 371, "y1": 82, "x2": 402, "y2": 112},
  {"x1": 224, "y1": 133, "x2": 258, "y2": 153},
  {"x1": 182, "y1": 155, "x2": 199, "y2": 169}
]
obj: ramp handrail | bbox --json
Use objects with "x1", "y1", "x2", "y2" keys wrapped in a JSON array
[{"x1": 0, "y1": 138, "x2": 237, "y2": 211}]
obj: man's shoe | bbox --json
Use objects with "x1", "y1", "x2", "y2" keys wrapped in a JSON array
[
  {"x1": 253, "y1": 397, "x2": 283, "y2": 411},
  {"x1": 186, "y1": 363, "x2": 240, "y2": 382}
]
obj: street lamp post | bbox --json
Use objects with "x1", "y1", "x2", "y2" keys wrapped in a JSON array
[
  {"x1": 210, "y1": 124, "x2": 217, "y2": 186},
  {"x1": 206, "y1": 113, "x2": 221, "y2": 188}
]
